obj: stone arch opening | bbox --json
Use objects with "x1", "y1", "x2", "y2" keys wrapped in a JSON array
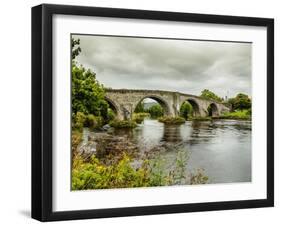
[
  {"x1": 181, "y1": 99, "x2": 200, "y2": 117},
  {"x1": 207, "y1": 103, "x2": 219, "y2": 117},
  {"x1": 104, "y1": 96, "x2": 119, "y2": 120},
  {"x1": 134, "y1": 96, "x2": 170, "y2": 118}
]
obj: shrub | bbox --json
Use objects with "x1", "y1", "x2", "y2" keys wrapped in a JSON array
[
  {"x1": 107, "y1": 108, "x2": 116, "y2": 122},
  {"x1": 73, "y1": 112, "x2": 103, "y2": 130},
  {"x1": 109, "y1": 119, "x2": 137, "y2": 128},
  {"x1": 147, "y1": 104, "x2": 164, "y2": 118},
  {"x1": 158, "y1": 116, "x2": 185, "y2": 124},
  {"x1": 72, "y1": 112, "x2": 87, "y2": 130},
  {"x1": 71, "y1": 150, "x2": 209, "y2": 190},
  {"x1": 133, "y1": 113, "x2": 150, "y2": 124},
  {"x1": 84, "y1": 114, "x2": 103, "y2": 129},
  {"x1": 180, "y1": 102, "x2": 193, "y2": 120},
  {"x1": 214, "y1": 110, "x2": 251, "y2": 120},
  {"x1": 72, "y1": 154, "x2": 151, "y2": 190},
  {"x1": 71, "y1": 130, "x2": 82, "y2": 156}
]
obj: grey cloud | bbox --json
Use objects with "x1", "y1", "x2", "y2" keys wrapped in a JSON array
[{"x1": 72, "y1": 34, "x2": 251, "y2": 98}]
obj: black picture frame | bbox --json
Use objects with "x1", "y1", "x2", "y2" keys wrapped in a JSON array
[{"x1": 32, "y1": 4, "x2": 274, "y2": 222}]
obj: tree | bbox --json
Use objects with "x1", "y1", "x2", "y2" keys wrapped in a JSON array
[
  {"x1": 71, "y1": 38, "x2": 109, "y2": 119},
  {"x1": 200, "y1": 89, "x2": 223, "y2": 102},
  {"x1": 72, "y1": 38, "x2": 81, "y2": 60},
  {"x1": 180, "y1": 102, "x2": 193, "y2": 119},
  {"x1": 148, "y1": 104, "x2": 164, "y2": 118},
  {"x1": 228, "y1": 93, "x2": 251, "y2": 111},
  {"x1": 135, "y1": 102, "x2": 145, "y2": 113}
]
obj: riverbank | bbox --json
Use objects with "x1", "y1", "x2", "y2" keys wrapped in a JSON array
[{"x1": 212, "y1": 110, "x2": 251, "y2": 120}]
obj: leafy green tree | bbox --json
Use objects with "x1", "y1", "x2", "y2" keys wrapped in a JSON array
[
  {"x1": 228, "y1": 93, "x2": 251, "y2": 111},
  {"x1": 72, "y1": 38, "x2": 81, "y2": 60},
  {"x1": 180, "y1": 102, "x2": 193, "y2": 120},
  {"x1": 200, "y1": 89, "x2": 223, "y2": 102},
  {"x1": 148, "y1": 104, "x2": 164, "y2": 118},
  {"x1": 72, "y1": 38, "x2": 109, "y2": 121}
]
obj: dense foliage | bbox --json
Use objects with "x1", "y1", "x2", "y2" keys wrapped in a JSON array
[
  {"x1": 71, "y1": 38, "x2": 81, "y2": 60},
  {"x1": 180, "y1": 101, "x2": 193, "y2": 120},
  {"x1": 147, "y1": 104, "x2": 164, "y2": 118},
  {"x1": 133, "y1": 112, "x2": 150, "y2": 124},
  {"x1": 227, "y1": 93, "x2": 251, "y2": 111},
  {"x1": 72, "y1": 151, "x2": 208, "y2": 190},
  {"x1": 217, "y1": 109, "x2": 251, "y2": 120},
  {"x1": 200, "y1": 89, "x2": 223, "y2": 102},
  {"x1": 72, "y1": 38, "x2": 110, "y2": 129}
]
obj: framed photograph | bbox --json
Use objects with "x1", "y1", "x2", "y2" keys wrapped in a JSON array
[{"x1": 32, "y1": 4, "x2": 274, "y2": 221}]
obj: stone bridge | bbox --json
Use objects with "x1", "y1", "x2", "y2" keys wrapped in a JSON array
[{"x1": 105, "y1": 89, "x2": 230, "y2": 120}]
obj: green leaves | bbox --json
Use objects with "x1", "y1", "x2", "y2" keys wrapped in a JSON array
[
  {"x1": 147, "y1": 104, "x2": 163, "y2": 118},
  {"x1": 71, "y1": 38, "x2": 81, "y2": 60},
  {"x1": 229, "y1": 93, "x2": 251, "y2": 111},
  {"x1": 180, "y1": 101, "x2": 193, "y2": 120},
  {"x1": 72, "y1": 150, "x2": 209, "y2": 190},
  {"x1": 200, "y1": 89, "x2": 223, "y2": 102},
  {"x1": 72, "y1": 64, "x2": 109, "y2": 119},
  {"x1": 71, "y1": 38, "x2": 109, "y2": 128}
]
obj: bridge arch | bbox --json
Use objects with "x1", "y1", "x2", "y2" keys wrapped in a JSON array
[
  {"x1": 207, "y1": 103, "x2": 219, "y2": 117},
  {"x1": 105, "y1": 96, "x2": 119, "y2": 113},
  {"x1": 182, "y1": 98, "x2": 201, "y2": 117},
  {"x1": 104, "y1": 96, "x2": 122, "y2": 119},
  {"x1": 134, "y1": 95, "x2": 171, "y2": 116}
]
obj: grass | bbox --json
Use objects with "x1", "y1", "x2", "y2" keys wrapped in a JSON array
[
  {"x1": 213, "y1": 109, "x2": 251, "y2": 120},
  {"x1": 158, "y1": 116, "x2": 185, "y2": 124}
]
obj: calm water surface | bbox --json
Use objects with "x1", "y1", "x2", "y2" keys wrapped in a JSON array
[{"x1": 83, "y1": 119, "x2": 251, "y2": 184}]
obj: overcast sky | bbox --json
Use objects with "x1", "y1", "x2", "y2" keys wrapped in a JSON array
[{"x1": 72, "y1": 34, "x2": 251, "y2": 98}]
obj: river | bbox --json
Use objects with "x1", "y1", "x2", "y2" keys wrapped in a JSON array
[{"x1": 80, "y1": 119, "x2": 251, "y2": 184}]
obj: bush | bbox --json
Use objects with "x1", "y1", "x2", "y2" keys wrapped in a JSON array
[
  {"x1": 107, "y1": 108, "x2": 116, "y2": 122},
  {"x1": 133, "y1": 113, "x2": 150, "y2": 124},
  {"x1": 84, "y1": 114, "x2": 103, "y2": 129},
  {"x1": 180, "y1": 102, "x2": 193, "y2": 120},
  {"x1": 72, "y1": 150, "x2": 209, "y2": 190},
  {"x1": 109, "y1": 119, "x2": 137, "y2": 128},
  {"x1": 147, "y1": 104, "x2": 164, "y2": 118},
  {"x1": 72, "y1": 112, "x2": 87, "y2": 130},
  {"x1": 71, "y1": 130, "x2": 82, "y2": 156},
  {"x1": 214, "y1": 110, "x2": 251, "y2": 120},
  {"x1": 72, "y1": 154, "x2": 151, "y2": 190},
  {"x1": 73, "y1": 112, "x2": 103, "y2": 130},
  {"x1": 158, "y1": 116, "x2": 185, "y2": 124}
]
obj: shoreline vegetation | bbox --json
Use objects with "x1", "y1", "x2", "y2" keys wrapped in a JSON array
[
  {"x1": 158, "y1": 116, "x2": 185, "y2": 124},
  {"x1": 72, "y1": 149, "x2": 209, "y2": 190},
  {"x1": 71, "y1": 38, "x2": 251, "y2": 190}
]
